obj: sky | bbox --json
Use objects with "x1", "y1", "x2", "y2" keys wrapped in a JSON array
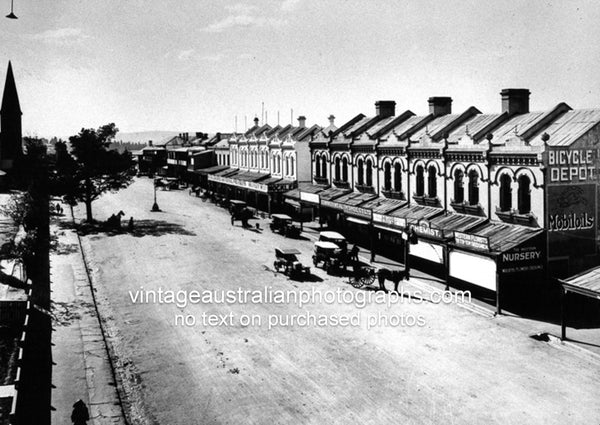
[{"x1": 0, "y1": 0, "x2": 599, "y2": 139}]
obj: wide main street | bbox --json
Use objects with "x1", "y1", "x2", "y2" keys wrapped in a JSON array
[{"x1": 68, "y1": 178, "x2": 600, "y2": 424}]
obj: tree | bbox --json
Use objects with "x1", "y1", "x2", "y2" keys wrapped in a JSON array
[{"x1": 56, "y1": 123, "x2": 133, "y2": 222}]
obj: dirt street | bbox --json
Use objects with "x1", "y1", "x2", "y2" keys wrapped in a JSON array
[{"x1": 70, "y1": 178, "x2": 600, "y2": 424}]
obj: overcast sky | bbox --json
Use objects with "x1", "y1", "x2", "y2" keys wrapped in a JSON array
[{"x1": 1, "y1": 0, "x2": 599, "y2": 139}]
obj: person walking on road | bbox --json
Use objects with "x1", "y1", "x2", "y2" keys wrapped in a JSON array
[{"x1": 71, "y1": 399, "x2": 89, "y2": 425}]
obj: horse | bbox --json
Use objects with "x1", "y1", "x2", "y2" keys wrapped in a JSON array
[
  {"x1": 376, "y1": 267, "x2": 409, "y2": 293},
  {"x1": 106, "y1": 210, "x2": 125, "y2": 230}
]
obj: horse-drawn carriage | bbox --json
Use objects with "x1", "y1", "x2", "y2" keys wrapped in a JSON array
[
  {"x1": 312, "y1": 231, "x2": 350, "y2": 274},
  {"x1": 273, "y1": 248, "x2": 310, "y2": 278},
  {"x1": 154, "y1": 177, "x2": 179, "y2": 191},
  {"x1": 229, "y1": 200, "x2": 253, "y2": 227},
  {"x1": 270, "y1": 214, "x2": 301, "y2": 238}
]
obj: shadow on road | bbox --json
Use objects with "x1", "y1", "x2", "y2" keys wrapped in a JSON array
[{"x1": 58, "y1": 219, "x2": 196, "y2": 238}]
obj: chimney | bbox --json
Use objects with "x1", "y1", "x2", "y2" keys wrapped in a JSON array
[
  {"x1": 297, "y1": 115, "x2": 306, "y2": 128},
  {"x1": 196, "y1": 132, "x2": 202, "y2": 139},
  {"x1": 328, "y1": 115, "x2": 335, "y2": 126},
  {"x1": 428, "y1": 97, "x2": 452, "y2": 116},
  {"x1": 375, "y1": 100, "x2": 396, "y2": 118},
  {"x1": 501, "y1": 88, "x2": 530, "y2": 115},
  {"x1": 254, "y1": 117, "x2": 259, "y2": 127},
  {"x1": 148, "y1": 140, "x2": 153, "y2": 147}
]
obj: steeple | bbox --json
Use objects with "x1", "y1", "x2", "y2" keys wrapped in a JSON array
[
  {"x1": 1, "y1": 61, "x2": 21, "y2": 115},
  {"x1": 0, "y1": 61, "x2": 23, "y2": 170}
]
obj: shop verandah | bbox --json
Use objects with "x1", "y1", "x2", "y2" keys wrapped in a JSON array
[{"x1": 293, "y1": 184, "x2": 551, "y2": 314}]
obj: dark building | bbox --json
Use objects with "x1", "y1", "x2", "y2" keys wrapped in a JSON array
[{"x1": 0, "y1": 61, "x2": 22, "y2": 171}]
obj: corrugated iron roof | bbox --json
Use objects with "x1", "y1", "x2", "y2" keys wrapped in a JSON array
[
  {"x1": 380, "y1": 115, "x2": 429, "y2": 141},
  {"x1": 319, "y1": 187, "x2": 351, "y2": 201},
  {"x1": 333, "y1": 191, "x2": 377, "y2": 206},
  {"x1": 390, "y1": 204, "x2": 443, "y2": 222},
  {"x1": 409, "y1": 114, "x2": 460, "y2": 141},
  {"x1": 488, "y1": 112, "x2": 544, "y2": 145},
  {"x1": 469, "y1": 221, "x2": 543, "y2": 253},
  {"x1": 360, "y1": 197, "x2": 406, "y2": 214},
  {"x1": 429, "y1": 212, "x2": 486, "y2": 239},
  {"x1": 195, "y1": 165, "x2": 229, "y2": 175},
  {"x1": 447, "y1": 114, "x2": 502, "y2": 144},
  {"x1": 528, "y1": 109, "x2": 600, "y2": 147},
  {"x1": 560, "y1": 265, "x2": 600, "y2": 297}
]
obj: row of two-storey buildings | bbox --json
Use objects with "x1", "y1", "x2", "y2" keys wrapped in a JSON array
[
  {"x1": 276, "y1": 89, "x2": 600, "y2": 310},
  {"x1": 141, "y1": 88, "x2": 600, "y2": 310}
]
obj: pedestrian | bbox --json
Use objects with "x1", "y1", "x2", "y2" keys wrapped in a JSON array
[
  {"x1": 71, "y1": 399, "x2": 89, "y2": 425},
  {"x1": 128, "y1": 216, "x2": 134, "y2": 232},
  {"x1": 350, "y1": 244, "x2": 360, "y2": 263}
]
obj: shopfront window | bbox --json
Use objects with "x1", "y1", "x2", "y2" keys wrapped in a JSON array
[
  {"x1": 499, "y1": 174, "x2": 512, "y2": 211},
  {"x1": 518, "y1": 175, "x2": 531, "y2": 214},
  {"x1": 394, "y1": 163, "x2": 402, "y2": 192},
  {"x1": 416, "y1": 165, "x2": 424, "y2": 196},
  {"x1": 357, "y1": 158, "x2": 364, "y2": 185},
  {"x1": 428, "y1": 165, "x2": 437, "y2": 198},
  {"x1": 468, "y1": 169, "x2": 479, "y2": 206},
  {"x1": 384, "y1": 162, "x2": 391, "y2": 190}
]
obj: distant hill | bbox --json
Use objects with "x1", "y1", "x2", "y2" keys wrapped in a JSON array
[{"x1": 114, "y1": 131, "x2": 179, "y2": 145}]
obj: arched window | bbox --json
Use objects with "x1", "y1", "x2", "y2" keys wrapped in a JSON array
[
  {"x1": 454, "y1": 169, "x2": 464, "y2": 203},
  {"x1": 394, "y1": 163, "x2": 402, "y2": 192},
  {"x1": 384, "y1": 162, "x2": 391, "y2": 190},
  {"x1": 468, "y1": 169, "x2": 479, "y2": 206},
  {"x1": 272, "y1": 155, "x2": 276, "y2": 172},
  {"x1": 416, "y1": 165, "x2": 425, "y2": 196},
  {"x1": 315, "y1": 156, "x2": 321, "y2": 177},
  {"x1": 335, "y1": 157, "x2": 340, "y2": 181},
  {"x1": 499, "y1": 174, "x2": 512, "y2": 211},
  {"x1": 366, "y1": 158, "x2": 373, "y2": 186},
  {"x1": 322, "y1": 156, "x2": 328, "y2": 179},
  {"x1": 290, "y1": 156, "x2": 295, "y2": 177},
  {"x1": 357, "y1": 159, "x2": 364, "y2": 185},
  {"x1": 277, "y1": 156, "x2": 282, "y2": 174},
  {"x1": 518, "y1": 175, "x2": 531, "y2": 214},
  {"x1": 428, "y1": 165, "x2": 437, "y2": 198},
  {"x1": 342, "y1": 157, "x2": 348, "y2": 182}
]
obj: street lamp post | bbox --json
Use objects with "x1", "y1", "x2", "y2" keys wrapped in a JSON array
[
  {"x1": 6, "y1": 0, "x2": 17, "y2": 19},
  {"x1": 151, "y1": 180, "x2": 160, "y2": 212}
]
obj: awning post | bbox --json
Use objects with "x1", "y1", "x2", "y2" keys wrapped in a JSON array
[
  {"x1": 495, "y1": 270, "x2": 501, "y2": 315},
  {"x1": 560, "y1": 286, "x2": 567, "y2": 341}
]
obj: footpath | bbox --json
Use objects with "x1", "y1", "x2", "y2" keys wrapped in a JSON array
[
  {"x1": 295, "y1": 219, "x2": 600, "y2": 363},
  {"x1": 50, "y1": 210, "x2": 126, "y2": 424}
]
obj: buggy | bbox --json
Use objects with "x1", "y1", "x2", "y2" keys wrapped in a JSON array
[
  {"x1": 274, "y1": 248, "x2": 310, "y2": 278},
  {"x1": 312, "y1": 241, "x2": 347, "y2": 274},
  {"x1": 270, "y1": 214, "x2": 301, "y2": 238}
]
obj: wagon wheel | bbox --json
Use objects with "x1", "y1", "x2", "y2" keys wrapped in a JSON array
[
  {"x1": 359, "y1": 269, "x2": 376, "y2": 286},
  {"x1": 349, "y1": 276, "x2": 364, "y2": 289}
]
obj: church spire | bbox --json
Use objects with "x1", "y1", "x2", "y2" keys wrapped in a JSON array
[{"x1": 1, "y1": 61, "x2": 21, "y2": 115}]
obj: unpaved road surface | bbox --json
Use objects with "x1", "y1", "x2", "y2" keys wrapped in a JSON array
[{"x1": 73, "y1": 178, "x2": 600, "y2": 425}]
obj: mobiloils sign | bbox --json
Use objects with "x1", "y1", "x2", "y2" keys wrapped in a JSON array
[{"x1": 548, "y1": 212, "x2": 594, "y2": 232}]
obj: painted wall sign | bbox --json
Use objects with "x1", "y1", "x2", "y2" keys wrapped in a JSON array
[
  {"x1": 208, "y1": 174, "x2": 269, "y2": 193},
  {"x1": 454, "y1": 232, "x2": 489, "y2": 251},
  {"x1": 320, "y1": 200, "x2": 371, "y2": 218},
  {"x1": 373, "y1": 213, "x2": 407, "y2": 229},
  {"x1": 500, "y1": 241, "x2": 544, "y2": 274},
  {"x1": 300, "y1": 192, "x2": 320, "y2": 204},
  {"x1": 548, "y1": 148, "x2": 600, "y2": 183},
  {"x1": 547, "y1": 184, "x2": 597, "y2": 257},
  {"x1": 414, "y1": 224, "x2": 442, "y2": 239}
]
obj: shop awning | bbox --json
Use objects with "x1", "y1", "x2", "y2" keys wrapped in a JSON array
[
  {"x1": 318, "y1": 187, "x2": 351, "y2": 201},
  {"x1": 360, "y1": 197, "x2": 406, "y2": 215},
  {"x1": 452, "y1": 221, "x2": 543, "y2": 254},
  {"x1": 389, "y1": 204, "x2": 443, "y2": 223},
  {"x1": 423, "y1": 212, "x2": 487, "y2": 240},
  {"x1": 559, "y1": 266, "x2": 600, "y2": 299},
  {"x1": 232, "y1": 171, "x2": 270, "y2": 182},
  {"x1": 333, "y1": 192, "x2": 378, "y2": 206},
  {"x1": 194, "y1": 165, "x2": 230, "y2": 175},
  {"x1": 319, "y1": 191, "x2": 374, "y2": 218},
  {"x1": 284, "y1": 182, "x2": 327, "y2": 201}
]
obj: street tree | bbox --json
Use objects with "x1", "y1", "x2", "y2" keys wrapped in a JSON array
[{"x1": 56, "y1": 123, "x2": 133, "y2": 222}]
